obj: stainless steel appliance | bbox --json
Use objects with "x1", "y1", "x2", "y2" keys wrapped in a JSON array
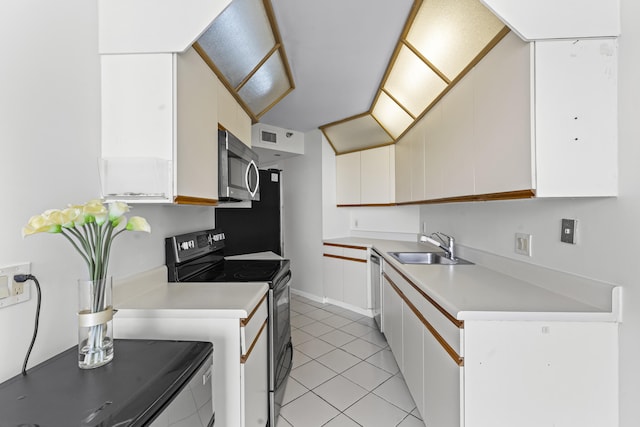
[
  {"x1": 218, "y1": 129, "x2": 260, "y2": 202},
  {"x1": 165, "y1": 229, "x2": 292, "y2": 427},
  {"x1": 371, "y1": 250, "x2": 383, "y2": 332}
]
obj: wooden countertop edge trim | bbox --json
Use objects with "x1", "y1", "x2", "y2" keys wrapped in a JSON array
[
  {"x1": 323, "y1": 253, "x2": 367, "y2": 263},
  {"x1": 240, "y1": 293, "x2": 268, "y2": 327},
  {"x1": 384, "y1": 265, "x2": 464, "y2": 329},
  {"x1": 386, "y1": 275, "x2": 464, "y2": 367},
  {"x1": 240, "y1": 318, "x2": 268, "y2": 364}
]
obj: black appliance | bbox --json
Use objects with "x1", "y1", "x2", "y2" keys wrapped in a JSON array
[
  {"x1": 215, "y1": 169, "x2": 282, "y2": 256},
  {"x1": 0, "y1": 340, "x2": 214, "y2": 427},
  {"x1": 165, "y1": 229, "x2": 292, "y2": 427}
]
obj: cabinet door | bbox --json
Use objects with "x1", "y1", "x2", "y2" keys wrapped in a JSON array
[
  {"x1": 409, "y1": 121, "x2": 426, "y2": 202},
  {"x1": 402, "y1": 305, "x2": 424, "y2": 418},
  {"x1": 423, "y1": 327, "x2": 461, "y2": 427},
  {"x1": 473, "y1": 33, "x2": 532, "y2": 195},
  {"x1": 241, "y1": 325, "x2": 269, "y2": 427},
  {"x1": 395, "y1": 134, "x2": 412, "y2": 203},
  {"x1": 322, "y1": 254, "x2": 344, "y2": 302},
  {"x1": 342, "y1": 258, "x2": 368, "y2": 310},
  {"x1": 382, "y1": 275, "x2": 403, "y2": 370},
  {"x1": 336, "y1": 152, "x2": 361, "y2": 205},
  {"x1": 218, "y1": 79, "x2": 252, "y2": 147},
  {"x1": 361, "y1": 146, "x2": 393, "y2": 204},
  {"x1": 176, "y1": 47, "x2": 219, "y2": 201}
]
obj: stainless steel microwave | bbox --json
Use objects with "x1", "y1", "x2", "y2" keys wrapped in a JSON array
[{"x1": 218, "y1": 129, "x2": 260, "y2": 202}]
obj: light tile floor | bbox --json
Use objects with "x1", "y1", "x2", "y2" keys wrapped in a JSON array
[{"x1": 277, "y1": 294, "x2": 424, "y2": 427}]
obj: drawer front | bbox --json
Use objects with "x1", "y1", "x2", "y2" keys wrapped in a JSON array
[
  {"x1": 241, "y1": 294, "x2": 268, "y2": 357},
  {"x1": 323, "y1": 243, "x2": 368, "y2": 261},
  {"x1": 384, "y1": 265, "x2": 462, "y2": 360}
]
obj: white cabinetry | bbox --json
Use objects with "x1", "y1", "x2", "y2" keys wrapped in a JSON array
[
  {"x1": 397, "y1": 32, "x2": 617, "y2": 203},
  {"x1": 336, "y1": 145, "x2": 395, "y2": 206},
  {"x1": 240, "y1": 297, "x2": 269, "y2": 427},
  {"x1": 322, "y1": 243, "x2": 370, "y2": 313},
  {"x1": 218, "y1": 79, "x2": 252, "y2": 147},
  {"x1": 336, "y1": 152, "x2": 361, "y2": 205},
  {"x1": 381, "y1": 260, "x2": 618, "y2": 427},
  {"x1": 383, "y1": 265, "x2": 463, "y2": 426},
  {"x1": 115, "y1": 290, "x2": 269, "y2": 427},
  {"x1": 101, "y1": 47, "x2": 219, "y2": 205}
]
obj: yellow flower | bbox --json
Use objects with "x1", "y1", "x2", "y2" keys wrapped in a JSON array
[
  {"x1": 61, "y1": 206, "x2": 83, "y2": 228},
  {"x1": 125, "y1": 216, "x2": 151, "y2": 233},
  {"x1": 83, "y1": 199, "x2": 108, "y2": 225},
  {"x1": 22, "y1": 213, "x2": 61, "y2": 236},
  {"x1": 108, "y1": 201, "x2": 130, "y2": 223}
]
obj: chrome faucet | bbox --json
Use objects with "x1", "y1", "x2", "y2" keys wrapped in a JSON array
[{"x1": 423, "y1": 232, "x2": 456, "y2": 260}]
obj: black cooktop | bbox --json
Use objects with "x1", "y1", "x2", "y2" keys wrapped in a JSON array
[{"x1": 189, "y1": 259, "x2": 290, "y2": 283}]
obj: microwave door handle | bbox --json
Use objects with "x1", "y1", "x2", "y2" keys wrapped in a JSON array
[{"x1": 246, "y1": 160, "x2": 259, "y2": 198}]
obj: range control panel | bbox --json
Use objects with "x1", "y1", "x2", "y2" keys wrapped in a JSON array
[{"x1": 166, "y1": 229, "x2": 226, "y2": 264}]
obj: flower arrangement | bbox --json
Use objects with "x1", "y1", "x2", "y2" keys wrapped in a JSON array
[
  {"x1": 22, "y1": 199, "x2": 150, "y2": 368},
  {"x1": 22, "y1": 199, "x2": 150, "y2": 281}
]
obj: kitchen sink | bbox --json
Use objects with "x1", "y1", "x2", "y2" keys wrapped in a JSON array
[{"x1": 388, "y1": 252, "x2": 473, "y2": 265}]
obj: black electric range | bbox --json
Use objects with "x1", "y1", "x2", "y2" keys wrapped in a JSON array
[{"x1": 165, "y1": 229, "x2": 292, "y2": 427}]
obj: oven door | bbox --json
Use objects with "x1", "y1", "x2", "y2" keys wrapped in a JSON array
[{"x1": 269, "y1": 271, "x2": 292, "y2": 426}]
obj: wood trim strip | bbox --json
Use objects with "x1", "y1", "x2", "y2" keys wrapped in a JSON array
[
  {"x1": 383, "y1": 268, "x2": 463, "y2": 329},
  {"x1": 396, "y1": 189, "x2": 536, "y2": 205},
  {"x1": 240, "y1": 293, "x2": 268, "y2": 327},
  {"x1": 323, "y1": 253, "x2": 367, "y2": 264},
  {"x1": 386, "y1": 274, "x2": 464, "y2": 367},
  {"x1": 336, "y1": 189, "x2": 535, "y2": 208},
  {"x1": 323, "y1": 243, "x2": 367, "y2": 251},
  {"x1": 240, "y1": 318, "x2": 268, "y2": 364},
  {"x1": 174, "y1": 195, "x2": 219, "y2": 206},
  {"x1": 337, "y1": 203, "x2": 397, "y2": 208}
]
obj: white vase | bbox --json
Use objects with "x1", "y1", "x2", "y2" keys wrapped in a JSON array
[{"x1": 77, "y1": 277, "x2": 114, "y2": 369}]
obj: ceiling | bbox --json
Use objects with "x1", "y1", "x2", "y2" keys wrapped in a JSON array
[{"x1": 258, "y1": 0, "x2": 415, "y2": 133}]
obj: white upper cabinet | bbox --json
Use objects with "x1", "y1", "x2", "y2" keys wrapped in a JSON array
[
  {"x1": 394, "y1": 134, "x2": 412, "y2": 203},
  {"x1": 361, "y1": 145, "x2": 395, "y2": 205},
  {"x1": 397, "y1": 32, "x2": 617, "y2": 202},
  {"x1": 98, "y1": 0, "x2": 232, "y2": 54},
  {"x1": 337, "y1": 145, "x2": 395, "y2": 206},
  {"x1": 336, "y1": 152, "x2": 361, "y2": 205},
  {"x1": 472, "y1": 31, "x2": 532, "y2": 195},
  {"x1": 101, "y1": 48, "x2": 220, "y2": 204},
  {"x1": 218, "y1": 79, "x2": 252, "y2": 147}
]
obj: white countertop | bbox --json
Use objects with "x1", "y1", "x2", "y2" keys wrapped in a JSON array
[
  {"x1": 114, "y1": 266, "x2": 269, "y2": 319},
  {"x1": 324, "y1": 237, "x2": 621, "y2": 322}
]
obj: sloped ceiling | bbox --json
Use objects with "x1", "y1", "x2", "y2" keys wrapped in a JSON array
[{"x1": 259, "y1": 0, "x2": 415, "y2": 133}]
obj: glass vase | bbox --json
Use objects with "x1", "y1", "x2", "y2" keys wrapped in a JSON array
[{"x1": 77, "y1": 277, "x2": 114, "y2": 369}]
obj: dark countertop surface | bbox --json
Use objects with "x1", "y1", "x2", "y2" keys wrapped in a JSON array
[{"x1": 0, "y1": 339, "x2": 212, "y2": 427}]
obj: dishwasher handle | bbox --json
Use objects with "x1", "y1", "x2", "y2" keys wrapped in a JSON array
[{"x1": 370, "y1": 254, "x2": 381, "y2": 265}]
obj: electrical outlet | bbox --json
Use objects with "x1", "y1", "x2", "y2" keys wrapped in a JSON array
[
  {"x1": 0, "y1": 263, "x2": 31, "y2": 309},
  {"x1": 515, "y1": 233, "x2": 532, "y2": 256},
  {"x1": 561, "y1": 219, "x2": 577, "y2": 244}
]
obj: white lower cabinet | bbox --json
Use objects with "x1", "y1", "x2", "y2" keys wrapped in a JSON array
[
  {"x1": 382, "y1": 262, "x2": 618, "y2": 427},
  {"x1": 115, "y1": 293, "x2": 269, "y2": 427},
  {"x1": 322, "y1": 243, "x2": 370, "y2": 312}
]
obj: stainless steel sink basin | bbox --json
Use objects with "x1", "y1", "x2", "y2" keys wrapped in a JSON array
[{"x1": 388, "y1": 252, "x2": 473, "y2": 265}]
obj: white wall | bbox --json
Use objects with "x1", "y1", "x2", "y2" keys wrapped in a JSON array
[
  {"x1": 281, "y1": 130, "x2": 324, "y2": 297},
  {"x1": 417, "y1": 2, "x2": 640, "y2": 425},
  {"x1": 0, "y1": 0, "x2": 215, "y2": 382}
]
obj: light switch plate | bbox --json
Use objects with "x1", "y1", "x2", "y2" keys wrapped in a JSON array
[
  {"x1": 515, "y1": 233, "x2": 532, "y2": 256},
  {"x1": 561, "y1": 219, "x2": 577, "y2": 244}
]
